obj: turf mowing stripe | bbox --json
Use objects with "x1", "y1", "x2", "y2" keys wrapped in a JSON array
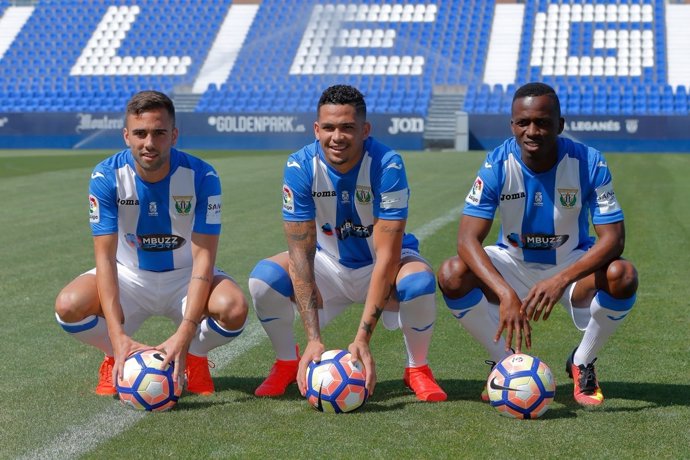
[{"x1": 21, "y1": 207, "x2": 459, "y2": 459}]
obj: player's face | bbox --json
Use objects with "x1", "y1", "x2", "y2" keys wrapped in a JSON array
[
  {"x1": 510, "y1": 95, "x2": 564, "y2": 171},
  {"x1": 314, "y1": 103, "x2": 371, "y2": 173},
  {"x1": 123, "y1": 108, "x2": 178, "y2": 182}
]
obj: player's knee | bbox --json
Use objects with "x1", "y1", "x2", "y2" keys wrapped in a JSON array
[
  {"x1": 213, "y1": 291, "x2": 249, "y2": 330},
  {"x1": 606, "y1": 259, "x2": 638, "y2": 298},
  {"x1": 248, "y1": 259, "x2": 294, "y2": 301},
  {"x1": 54, "y1": 290, "x2": 87, "y2": 322},
  {"x1": 436, "y1": 256, "x2": 471, "y2": 298},
  {"x1": 397, "y1": 270, "x2": 436, "y2": 302}
]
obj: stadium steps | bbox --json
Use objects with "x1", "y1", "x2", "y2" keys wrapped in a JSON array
[
  {"x1": 0, "y1": 6, "x2": 34, "y2": 60},
  {"x1": 192, "y1": 3, "x2": 261, "y2": 94},
  {"x1": 423, "y1": 88, "x2": 465, "y2": 149},
  {"x1": 172, "y1": 92, "x2": 203, "y2": 112}
]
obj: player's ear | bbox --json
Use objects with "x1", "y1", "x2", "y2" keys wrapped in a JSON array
[
  {"x1": 314, "y1": 121, "x2": 320, "y2": 139},
  {"x1": 362, "y1": 121, "x2": 371, "y2": 138},
  {"x1": 557, "y1": 117, "x2": 565, "y2": 134},
  {"x1": 171, "y1": 126, "x2": 179, "y2": 146},
  {"x1": 123, "y1": 128, "x2": 130, "y2": 147}
]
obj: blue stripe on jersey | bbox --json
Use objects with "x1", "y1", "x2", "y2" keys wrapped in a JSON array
[
  {"x1": 522, "y1": 162, "x2": 557, "y2": 264},
  {"x1": 330, "y1": 160, "x2": 374, "y2": 266},
  {"x1": 135, "y1": 174, "x2": 174, "y2": 271}
]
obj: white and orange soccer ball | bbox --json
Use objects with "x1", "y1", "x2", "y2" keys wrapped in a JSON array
[
  {"x1": 115, "y1": 349, "x2": 182, "y2": 412},
  {"x1": 306, "y1": 349, "x2": 368, "y2": 413},
  {"x1": 487, "y1": 353, "x2": 556, "y2": 419}
]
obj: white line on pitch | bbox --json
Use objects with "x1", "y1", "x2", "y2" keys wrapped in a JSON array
[{"x1": 21, "y1": 207, "x2": 459, "y2": 460}]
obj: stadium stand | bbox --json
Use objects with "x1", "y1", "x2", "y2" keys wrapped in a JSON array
[{"x1": 0, "y1": 0, "x2": 689, "y2": 120}]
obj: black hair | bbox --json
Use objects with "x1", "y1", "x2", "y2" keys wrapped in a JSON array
[
  {"x1": 512, "y1": 82, "x2": 561, "y2": 117},
  {"x1": 317, "y1": 85, "x2": 367, "y2": 119}
]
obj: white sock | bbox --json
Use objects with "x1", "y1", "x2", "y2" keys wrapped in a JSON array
[
  {"x1": 444, "y1": 289, "x2": 510, "y2": 363},
  {"x1": 188, "y1": 316, "x2": 245, "y2": 356},
  {"x1": 248, "y1": 276, "x2": 298, "y2": 361},
  {"x1": 574, "y1": 291, "x2": 636, "y2": 365},
  {"x1": 399, "y1": 292, "x2": 436, "y2": 367},
  {"x1": 55, "y1": 313, "x2": 113, "y2": 356}
]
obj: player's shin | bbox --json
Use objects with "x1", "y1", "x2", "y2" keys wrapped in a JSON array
[
  {"x1": 188, "y1": 316, "x2": 246, "y2": 355},
  {"x1": 443, "y1": 288, "x2": 510, "y2": 363},
  {"x1": 574, "y1": 291, "x2": 636, "y2": 365},
  {"x1": 54, "y1": 313, "x2": 114, "y2": 355},
  {"x1": 248, "y1": 260, "x2": 298, "y2": 360},
  {"x1": 397, "y1": 271, "x2": 436, "y2": 367}
]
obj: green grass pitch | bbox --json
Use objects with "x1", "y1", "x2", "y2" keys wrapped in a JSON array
[{"x1": 0, "y1": 148, "x2": 688, "y2": 459}]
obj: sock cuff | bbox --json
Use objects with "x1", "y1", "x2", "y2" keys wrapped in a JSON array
[
  {"x1": 205, "y1": 316, "x2": 245, "y2": 338},
  {"x1": 595, "y1": 290, "x2": 636, "y2": 311},
  {"x1": 443, "y1": 287, "x2": 484, "y2": 311},
  {"x1": 55, "y1": 313, "x2": 100, "y2": 333},
  {"x1": 396, "y1": 271, "x2": 435, "y2": 301},
  {"x1": 249, "y1": 259, "x2": 293, "y2": 297}
]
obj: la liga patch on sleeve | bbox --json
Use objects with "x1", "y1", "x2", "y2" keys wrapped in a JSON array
[{"x1": 206, "y1": 195, "x2": 221, "y2": 224}]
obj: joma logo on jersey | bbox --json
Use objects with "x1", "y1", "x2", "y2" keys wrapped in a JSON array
[
  {"x1": 118, "y1": 198, "x2": 139, "y2": 206},
  {"x1": 500, "y1": 192, "x2": 526, "y2": 201},
  {"x1": 312, "y1": 190, "x2": 336, "y2": 197},
  {"x1": 174, "y1": 196, "x2": 192, "y2": 215},
  {"x1": 126, "y1": 233, "x2": 186, "y2": 251}
]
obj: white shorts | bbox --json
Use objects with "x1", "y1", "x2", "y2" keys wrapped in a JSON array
[
  {"x1": 313, "y1": 247, "x2": 429, "y2": 329},
  {"x1": 484, "y1": 245, "x2": 590, "y2": 330},
  {"x1": 84, "y1": 264, "x2": 230, "y2": 335}
]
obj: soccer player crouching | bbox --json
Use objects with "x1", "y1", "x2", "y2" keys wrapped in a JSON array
[
  {"x1": 437, "y1": 82, "x2": 638, "y2": 406},
  {"x1": 55, "y1": 91, "x2": 248, "y2": 396}
]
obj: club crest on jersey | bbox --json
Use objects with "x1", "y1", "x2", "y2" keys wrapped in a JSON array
[
  {"x1": 148, "y1": 201, "x2": 158, "y2": 217},
  {"x1": 558, "y1": 188, "x2": 578, "y2": 208},
  {"x1": 356, "y1": 186, "x2": 372, "y2": 204},
  {"x1": 282, "y1": 184, "x2": 294, "y2": 213},
  {"x1": 89, "y1": 194, "x2": 100, "y2": 223},
  {"x1": 173, "y1": 196, "x2": 192, "y2": 215},
  {"x1": 341, "y1": 190, "x2": 350, "y2": 204},
  {"x1": 466, "y1": 177, "x2": 483, "y2": 205}
]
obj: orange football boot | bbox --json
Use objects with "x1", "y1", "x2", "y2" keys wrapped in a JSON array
[
  {"x1": 186, "y1": 354, "x2": 215, "y2": 396},
  {"x1": 96, "y1": 356, "x2": 117, "y2": 396},
  {"x1": 403, "y1": 364, "x2": 447, "y2": 402},
  {"x1": 566, "y1": 349, "x2": 604, "y2": 407}
]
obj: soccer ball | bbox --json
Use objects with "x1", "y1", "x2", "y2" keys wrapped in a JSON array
[
  {"x1": 487, "y1": 353, "x2": 556, "y2": 419},
  {"x1": 115, "y1": 349, "x2": 182, "y2": 412},
  {"x1": 306, "y1": 349, "x2": 368, "y2": 413}
]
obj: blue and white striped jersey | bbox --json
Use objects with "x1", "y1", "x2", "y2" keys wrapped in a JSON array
[
  {"x1": 282, "y1": 138, "x2": 418, "y2": 269},
  {"x1": 464, "y1": 136, "x2": 623, "y2": 265},
  {"x1": 88, "y1": 148, "x2": 222, "y2": 272}
]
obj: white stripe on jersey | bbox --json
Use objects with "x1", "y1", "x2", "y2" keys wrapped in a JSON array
[{"x1": 553, "y1": 154, "x2": 582, "y2": 261}]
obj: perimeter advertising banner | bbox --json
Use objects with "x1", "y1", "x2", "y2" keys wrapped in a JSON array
[
  {"x1": 0, "y1": 112, "x2": 689, "y2": 152},
  {"x1": 0, "y1": 113, "x2": 426, "y2": 151}
]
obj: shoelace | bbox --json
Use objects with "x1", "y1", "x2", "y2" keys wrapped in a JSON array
[{"x1": 578, "y1": 358, "x2": 598, "y2": 393}]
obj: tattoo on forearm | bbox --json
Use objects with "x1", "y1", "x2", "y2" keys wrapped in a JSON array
[
  {"x1": 380, "y1": 224, "x2": 404, "y2": 234},
  {"x1": 372, "y1": 305, "x2": 384, "y2": 320},
  {"x1": 360, "y1": 321, "x2": 374, "y2": 336},
  {"x1": 191, "y1": 275, "x2": 210, "y2": 282}
]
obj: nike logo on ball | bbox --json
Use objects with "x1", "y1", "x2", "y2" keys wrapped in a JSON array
[{"x1": 489, "y1": 377, "x2": 519, "y2": 392}]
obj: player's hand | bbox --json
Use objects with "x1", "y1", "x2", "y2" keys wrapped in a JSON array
[
  {"x1": 297, "y1": 339, "x2": 325, "y2": 396},
  {"x1": 348, "y1": 339, "x2": 376, "y2": 396},
  {"x1": 521, "y1": 276, "x2": 568, "y2": 322},
  {"x1": 111, "y1": 334, "x2": 148, "y2": 386},
  {"x1": 496, "y1": 293, "x2": 531, "y2": 354},
  {"x1": 156, "y1": 326, "x2": 194, "y2": 384}
]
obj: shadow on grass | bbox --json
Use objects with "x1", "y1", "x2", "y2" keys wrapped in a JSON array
[{"x1": 178, "y1": 376, "x2": 689, "y2": 415}]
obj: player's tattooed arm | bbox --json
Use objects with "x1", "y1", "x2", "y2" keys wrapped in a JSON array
[{"x1": 284, "y1": 220, "x2": 321, "y2": 340}]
